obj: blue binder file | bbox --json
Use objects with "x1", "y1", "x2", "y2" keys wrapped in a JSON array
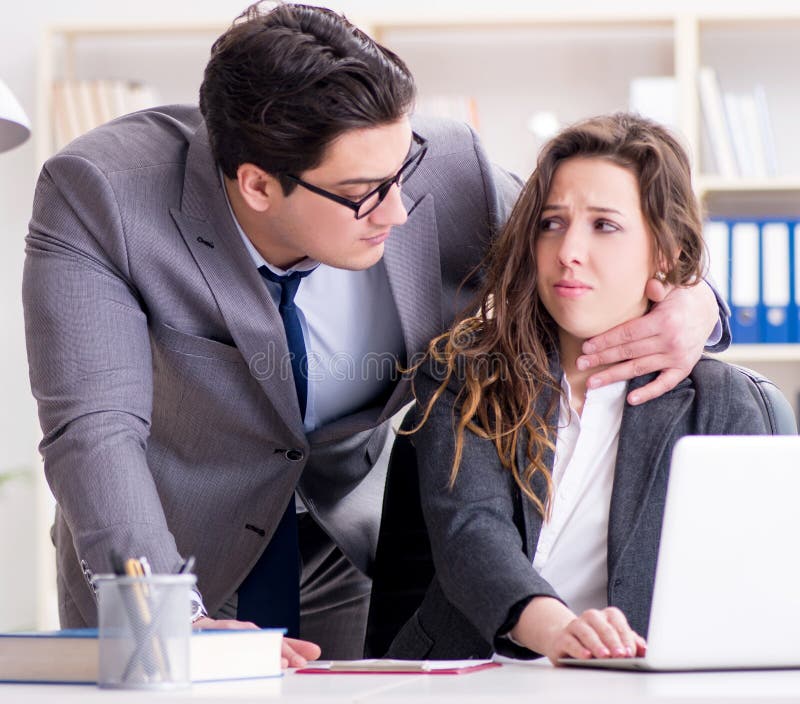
[
  {"x1": 794, "y1": 223, "x2": 800, "y2": 343},
  {"x1": 760, "y1": 221, "x2": 791, "y2": 343},
  {"x1": 729, "y1": 221, "x2": 761, "y2": 343},
  {"x1": 703, "y1": 220, "x2": 731, "y2": 311}
]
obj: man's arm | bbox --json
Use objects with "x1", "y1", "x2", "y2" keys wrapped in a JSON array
[
  {"x1": 577, "y1": 279, "x2": 729, "y2": 405},
  {"x1": 23, "y1": 153, "x2": 183, "y2": 618}
]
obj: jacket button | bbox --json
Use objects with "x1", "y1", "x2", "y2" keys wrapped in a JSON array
[
  {"x1": 614, "y1": 578, "x2": 623, "y2": 587},
  {"x1": 285, "y1": 449, "x2": 304, "y2": 462}
]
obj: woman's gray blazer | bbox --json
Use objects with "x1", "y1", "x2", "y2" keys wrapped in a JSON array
[{"x1": 387, "y1": 357, "x2": 773, "y2": 659}]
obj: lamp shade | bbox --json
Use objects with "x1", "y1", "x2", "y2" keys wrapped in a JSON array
[{"x1": 0, "y1": 79, "x2": 31, "y2": 153}]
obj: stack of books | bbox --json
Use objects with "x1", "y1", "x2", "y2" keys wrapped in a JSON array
[
  {"x1": 0, "y1": 628, "x2": 282, "y2": 684},
  {"x1": 51, "y1": 78, "x2": 159, "y2": 151}
]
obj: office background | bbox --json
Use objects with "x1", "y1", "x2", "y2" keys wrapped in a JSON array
[{"x1": 1, "y1": 0, "x2": 797, "y2": 633}]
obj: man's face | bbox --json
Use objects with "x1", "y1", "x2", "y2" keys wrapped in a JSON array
[{"x1": 261, "y1": 118, "x2": 414, "y2": 270}]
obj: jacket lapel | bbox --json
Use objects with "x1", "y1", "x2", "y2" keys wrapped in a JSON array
[
  {"x1": 378, "y1": 192, "x2": 443, "y2": 423},
  {"x1": 607, "y1": 375, "x2": 694, "y2": 578},
  {"x1": 169, "y1": 124, "x2": 305, "y2": 445},
  {"x1": 518, "y1": 376, "x2": 560, "y2": 558}
]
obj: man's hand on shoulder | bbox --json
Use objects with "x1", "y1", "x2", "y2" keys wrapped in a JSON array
[
  {"x1": 192, "y1": 617, "x2": 322, "y2": 668},
  {"x1": 576, "y1": 279, "x2": 719, "y2": 405}
]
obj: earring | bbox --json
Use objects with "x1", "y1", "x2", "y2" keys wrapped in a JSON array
[{"x1": 655, "y1": 271, "x2": 667, "y2": 283}]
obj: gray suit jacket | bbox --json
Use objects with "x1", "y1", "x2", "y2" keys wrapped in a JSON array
[
  {"x1": 22, "y1": 106, "x2": 520, "y2": 626},
  {"x1": 388, "y1": 357, "x2": 772, "y2": 659}
]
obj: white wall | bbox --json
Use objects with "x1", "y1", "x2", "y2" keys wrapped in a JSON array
[{"x1": 1, "y1": 0, "x2": 798, "y2": 631}]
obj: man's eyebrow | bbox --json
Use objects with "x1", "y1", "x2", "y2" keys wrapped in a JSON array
[
  {"x1": 334, "y1": 175, "x2": 391, "y2": 187},
  {"x1": 542, "y1": 204, "x2": 623, "y2": 215},
  {"x1": 332, "y1": 136, "x2": 416, "y2": 187}
]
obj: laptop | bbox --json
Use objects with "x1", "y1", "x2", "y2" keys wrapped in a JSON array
[{"x1": 561, "y1": 435, "x2": 800, "y2": 671}]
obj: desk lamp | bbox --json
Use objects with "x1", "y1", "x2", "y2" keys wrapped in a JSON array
[{"x1": 0, "y1": 79, "x2": 31, "y2": 153}]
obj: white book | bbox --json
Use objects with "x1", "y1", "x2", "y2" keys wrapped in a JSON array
[
  {"x1": 0, "y1": 628, "x2": 283, "y2": 684},
  {"x1": 739, "y1": 92, "x2": 768, "y2": 179},
  {"x1": 415, "y1": 95, "x2": 479, "y2": 130},
  {"x1": 75, "y1": 79, "x2": 99, "y2": 135},
  {"x1": 761, "y1": 222, "x2": 790, "y2": 309},
  {"x1": 125, "y1": 82, "x2": 159, "y2": 114},
  {"x1": 703, "y1": 220, "x2": 730, "y2": 303},
  {"x1": 731, "y1": 222, "x2": 760, "y2": 309},
  {"x1": 53, "y1": 79, "x2": 82, "y2": 147},
  {"x1": 92, "y1": 79, "x2": 115, "y2": 125},
  {"x1": 723, "y1": 93, "x2": 752, "y2": 178},
  {"x1": 108, "y1": 79, "x2": 130, "y2": 119},
  {"x1": 629, "y1": 76, "x2": 677, "y2": 130},
  {"x1": 753, "y1": 84, "x2": 778, "y2": 177},
  {"x1": 697, "y1": 67, "x2": 737, "y2": 178}
]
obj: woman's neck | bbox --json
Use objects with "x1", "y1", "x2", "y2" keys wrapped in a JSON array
[{"x1": 558, "y1": 332, "x2": 609, "y2": 417}]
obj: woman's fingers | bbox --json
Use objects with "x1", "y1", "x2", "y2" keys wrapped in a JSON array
[{"x1": 558, "y1": 608, "x2": 646, "y2": 661}]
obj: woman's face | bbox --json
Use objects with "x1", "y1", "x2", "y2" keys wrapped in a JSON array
[{"x1": 535, "y1": 157, "x2": 654, "y2": 346}]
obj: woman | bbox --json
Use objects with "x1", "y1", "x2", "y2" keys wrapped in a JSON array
[{"x1": 388, "y1": 113, "x2": 771, "y2": 664}]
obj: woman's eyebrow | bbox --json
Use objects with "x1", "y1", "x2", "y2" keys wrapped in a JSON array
[{"x1": 543, "y1": 204, "x2": 623, "y2": 215}]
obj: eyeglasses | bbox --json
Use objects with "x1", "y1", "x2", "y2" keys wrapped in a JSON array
[{"x1": 285, "y1": 132, "x2": 428, "y2": 220}]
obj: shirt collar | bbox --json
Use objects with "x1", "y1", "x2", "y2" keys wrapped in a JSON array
[{"x1": 561, "y1": 374, "x2": 627, "y2": 416}]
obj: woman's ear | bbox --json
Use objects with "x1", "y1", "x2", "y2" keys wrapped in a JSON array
[
  {"x1": 653, "y1": 245, "x2": 681, "y2": 283},
  {"x1": 235, "y1": 163, "x2": 281, "y2": 213}
]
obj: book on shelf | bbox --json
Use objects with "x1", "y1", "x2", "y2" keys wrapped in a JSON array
[
  {"x1": 703, "y1": 218, "x2": 800, "y2": 344},
  {"x1": 697, "y1": 66, "x2": 737, "y2": 179},
  {"x1": 414, "y1": 94, "x2": 479, "y2": 131},
  {"x1": 628, "y1": 75, "x2": 678, "y2": 130},
  {"x1": 51, "y1": 78, "x2": 160, "y2": 150},
  {"x1": 296, "y1": 658, "x2": 501, "y2": 675},
  {"x1": 0, "y1": 628, "x2": 283, "y2": 684},
  {"x1": 753, "y1": 83, "x2": 778, "y2": 177},
  {"x1": 723, "y1": 91, "x2": 770, "y2": 179}
]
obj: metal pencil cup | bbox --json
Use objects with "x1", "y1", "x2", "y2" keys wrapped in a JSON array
[{"x1": 96, "y1": 574, "x2": 196, "y2": 689}]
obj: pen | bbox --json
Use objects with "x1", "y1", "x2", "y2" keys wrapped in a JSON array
[{"x1": 123, "y1": 557, "x2": 169, "y2": 682}]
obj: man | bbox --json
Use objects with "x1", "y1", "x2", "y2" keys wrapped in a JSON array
[{"x1": 23, "y1": 2, "x2": 725, "y2": 666}]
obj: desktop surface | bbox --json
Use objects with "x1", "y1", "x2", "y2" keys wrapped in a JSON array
[{"x1": 4, "y1": 660, "x2": 800, "y2": 703}]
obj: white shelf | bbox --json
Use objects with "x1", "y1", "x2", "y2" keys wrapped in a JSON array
[
  {"x1": 710, "y1": 345, "x2": 800, "y2": 363},
  {"x1": 698, "y1": 177, "x2": 800, "y2": 194}
]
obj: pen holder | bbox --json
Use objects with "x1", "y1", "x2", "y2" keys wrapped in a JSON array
[{"x1": 95, "y1": 573, "x2": 196, "y2": 689}]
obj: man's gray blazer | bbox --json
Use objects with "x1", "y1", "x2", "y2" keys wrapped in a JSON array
[
  {"x1": 22, "y1": 106, "x2": 520, "y2": 626},
  {"x1": 387, "y1": 358, "x2": 773, "y2": 660}
]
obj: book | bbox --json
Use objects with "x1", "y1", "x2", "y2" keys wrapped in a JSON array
[
  {"x1": 296, "y1": 658, "x2": 501, "y2": 675},
  {"x1": 753, "y1": 83, "x2": 778, "y2": 177},
  {"x1": 628, "y1": 75, "x2": 677, "y2": 130},
  {"x1": 697, "y1": 66, "x2": 737, "y2": 178},
  {"x1": 723, "y1": 92, "x2": 752, "y2": 178},
  {"x1": 724, "y1": 91, "x2": 769, "y2": 179},
  {"x1": 0, "y1": 628, "x2": 283, "y2": 684}
]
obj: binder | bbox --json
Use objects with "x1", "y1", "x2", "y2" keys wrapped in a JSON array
[
  {"x1": 703, "y1": 220, "x2": 730, "y2": 306},
  {"x1": 729, "y1": 221, "x2": 761, "y2": 343},
  {"x1": 794, "y1": 223, "x2": 800, "y2": 343},
  {"x1": 760, "y1": 222, "x2": 791, "y2": 343}
]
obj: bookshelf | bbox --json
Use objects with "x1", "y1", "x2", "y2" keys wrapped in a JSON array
[
  {"x1": 31, "y1": 7, "x2": 800, "y2": 626},
  {"x1": 370, "y1": 11, "x2": 800, "y2": 418}
]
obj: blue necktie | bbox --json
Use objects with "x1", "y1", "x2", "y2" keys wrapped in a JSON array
[{"x1": 237, "y1": 265, "x2": 313, "y2": 637}]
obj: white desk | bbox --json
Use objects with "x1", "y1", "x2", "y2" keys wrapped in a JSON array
[{"x1": 5, "y1": 661, "x2": 800, "y2": 703}]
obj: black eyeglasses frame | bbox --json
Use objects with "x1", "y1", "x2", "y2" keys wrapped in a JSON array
[{"x1": 284, "y1": 132, "x2": 428, "y2": 220}]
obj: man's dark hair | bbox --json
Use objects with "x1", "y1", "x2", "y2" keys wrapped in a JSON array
[{"x1": 199, "y1": 1, "x2": 416, "y2": 192}]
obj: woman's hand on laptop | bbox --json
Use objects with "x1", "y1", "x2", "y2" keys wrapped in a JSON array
[{"x1": 510, "y1": 597, "x2": 647, "y2": 665}]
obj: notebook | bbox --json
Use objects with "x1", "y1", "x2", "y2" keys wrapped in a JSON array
[
  {"x1": 297, "y1": 659, "x2": 500, "y2": 675},
  {"x1": 561, "y1": 435, "x2": 800, "y2": 671}
]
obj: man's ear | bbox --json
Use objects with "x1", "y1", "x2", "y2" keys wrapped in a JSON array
[{"x1": 235, "y1": 163, "x2": 282, "y2": 213}]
